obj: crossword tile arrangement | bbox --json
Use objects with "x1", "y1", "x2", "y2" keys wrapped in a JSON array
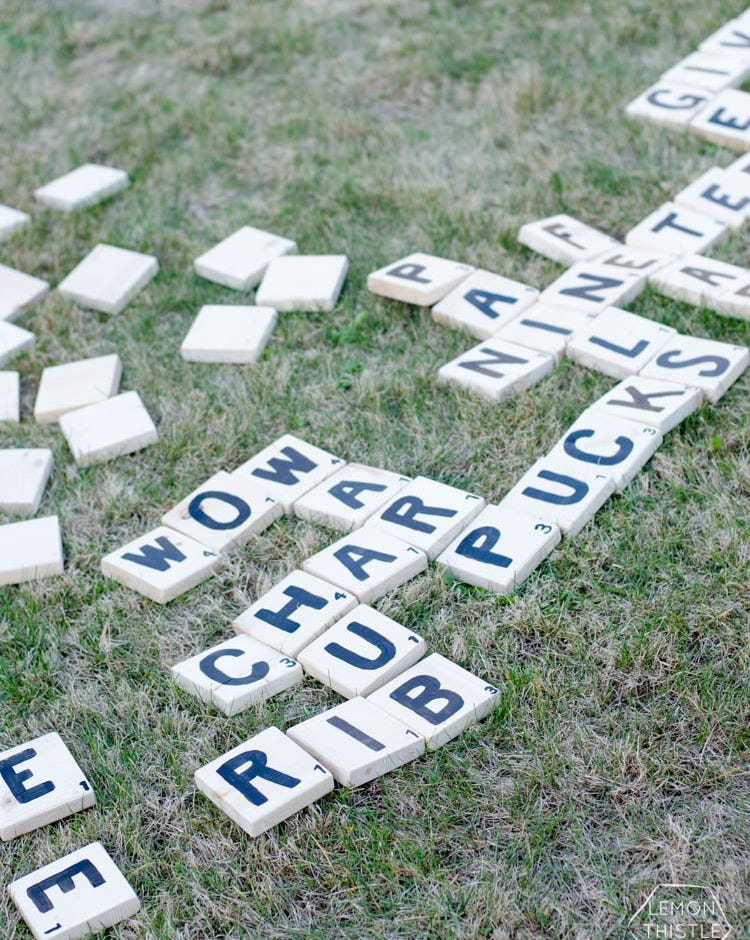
[{"x1": 3, "y1": 17, "x2": 750, "y2": 933}]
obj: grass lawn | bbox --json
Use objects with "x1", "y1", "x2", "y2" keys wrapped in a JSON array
[{"x1": 1, "y1": 1, "x2": 749, "y2": 937}]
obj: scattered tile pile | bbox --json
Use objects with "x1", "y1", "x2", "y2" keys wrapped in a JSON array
[{"x1": 626, "y1": 9, "x2": 750, "y2": 149}]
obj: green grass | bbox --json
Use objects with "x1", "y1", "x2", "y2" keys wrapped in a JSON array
[{"x1": 1, "y1": 1, "x2": 749, "y2": 937}]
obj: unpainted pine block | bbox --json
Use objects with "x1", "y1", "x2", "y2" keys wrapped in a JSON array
[
  {"x1": 675, "y1": 167, "x2": 750, "y2": 228},
  {"x1": 297, "y1": 604, "x2": 426, "y2": 698},
  {"x1": 540, "y1": 261, "x2": 645, "y2": 316},
  {"x1": 431, "y1": 268, "x2": 539, "y2": 339},
  {"x1": 233, "y1": 570, "x2": 357, "y2": 657},
  {"x1": 590, "y1": 376, "x2": 703, "y2": 433},
  {"x1": 567, "y1": 307, "x2": 675, "y2": 379},
  {"x1": 162, "y1": 470, "x2": 282, "y2": 553},
  {"x1": 690, "y1": 88, "x2": 750, "y2": 151},
  {"x1": 0, "y1": 515, "x2": 63, "y2": 585},
  {"x1": 625, "y1": 202, "x2": 728, "y2": 256},
  {"x1": 34, "y1": 353, "x2": 122, "y2": 424},
  {"x1": 648, "y1": 253, "x2": 747, "y2": 308},
  {"x1": 0, "y1": 732, "x2": 94, "y2": 841},
  {"x1": 101, "y1": 525, "x2": 221, "y2": 603},
  {"x1": 699, "y1": 20, "x2": 750, "y2": 58},
  {"x1": 367, "y1": 252, "x2": 474, "y2": 306},
  {"x1": 367, "y1": 652, "x2": 499, "y2": 750},
  {"x1": 640, "y1": 334, "x2": 749, "y2": 402},
  {"x1": 0, "y1": 204, "x2": 30, "y2": 241},
  {"x1": 287, "y1": 696, "x2": 425, "y2": 787},
  {"x1": 595, "y1": 245, "x2": 677, "y2": 279},
  {"x1": 368, "y1": 476, "x2": 485, "y2": 561},
  {"x1": 194, "y1": 726, "x2": 334, "y2": 838},
  {"x1": 715, "y1": 275, "x2": 750, "y2": 321},
  {"x1": 35, "y1": 164, "x2": 129, "y2": 212},
  {"x1": 194, "y1": 225, "x2": 297, "y2": 291},
  {"x1": 494, "y1": 302, "x2": 592, "y2": 363},
  {"x1": 660, "y1": 51, "x2": 750, "y2": 92},
  {"x1": 233, "y1": 434, "x2": 344, "y2": 514},
  {"x1": 0, "y1": 448, "x2": 53, "y2": 514},
  {"x1": 294, "y1": 463, "x2": 411, "y2": 532},
  {"x1": 255, "y1": 255, "x2": 348, "y2": 311},
  {"x1": 59, "y1": 391, "x2": 157, "y2": 466},
  {"x1": 0, "y1": 263, "x2": 49, "y2": 322},
  {"x1": 437, "y1": 504, "x2": 561, "y2": 594},
  {"x1": 437, "y1": 338, "x2": 554, "y2": 401},
  {"x1": 9, "y1": 841, "x2": 140, "y2": 940},
  {"x1": 171, "y1": 635, "x2": 303, "y2": 716},
  {"x1": 0, "y1": 321, "x2": 34, "y2": 367},
  {"x1": 517, "y1": 214, "x2": 618, "y2": 265},
  {"x1": 57, "y1": 244, "x2": 158, "y2": 315},
  {"x1": 625, "y1": 82, "x2": 713, "y2": 131},
  {"x1": 547, "y1": 408, "x2": 663, "y2": 491},
  {"x1": 180, "y1": 305, "x2": 277, "y2": 363},
  {"x1": 499, "y1": 456, "x2": 616, "y2": 537},
  {"x1": 303, "y1": 527, "x2": 427, "y2": 604},
  {"x1": 0, "y1": 371, "x2": 20, "y2": 422}
]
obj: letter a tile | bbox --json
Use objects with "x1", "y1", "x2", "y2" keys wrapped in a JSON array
[
  {"x1": 367, "y1": 653, "x2": 499, "y2": 750},
  {"x1": 431, "y1": 269, "x2": 538, "y2": 338},
  {"x1": 194, "y1": 726, "x2": 333, "y2": 838},
  {"x1": 0, "y1": 732, "x2": 94, "y2": 841}
]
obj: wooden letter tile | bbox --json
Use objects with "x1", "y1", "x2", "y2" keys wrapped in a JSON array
[
  {"x1": 625, "y1": 202, "x2": 728, "y2": 256},
  {"x1": 640, "y1": 334, "x2": 749, "y2": 402},
  {"x1": 294, "y1": 463, "x2": 411, "y2": 532},
  {"x1": 438, "y1": 338, "x2": 554, "y2": 400},
  {"x1": 431, "y1": 269, "x2": 538, "y2": 338},
  {"x1": 589, "y1": 376, "x2": 703, "y2": 433},
  {"x1": 567, "y1": 307, "x2": 675, "y2": 379},
  {"x1": 517, "y1": 214, "x2": 618, "y2": 265},
  {"x1": 367, "y1": 252, "x2": 474, "y2": 306}
]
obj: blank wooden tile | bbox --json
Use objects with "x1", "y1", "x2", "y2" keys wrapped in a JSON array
[
  {"x1": 699, "y1": 20, "x2": 750, "y2": 58},
  {"x1": 494, "y1": 302, "x2": 592, "y2": 363},
  {"x1": 567, "y1": 307, "x2": 675, "y2": 379},
  {"x1": 233, "y1": 570, "x2": 357, "y2": 657},
  {"x1": 171, "y1": 635, "x2": 303, "y2": 716},
  {"x1": 431, "y1": 268, "x2": 538, "y2": 338},
  {"x1": 303, "y1": 527, "x2": 427, "y2": 604},
  {"x1": 715, "y1": 275, "x2": 750, "y2": 321},
  {"x1": 35, "y1": 164, "x2": 129, "y2": 211},
  {"x1": 660, "y1": 51, "x2": 750, "y2": 92},
  {"x1": 648, "y1": 253, "x2": 747, "y2": 308},
  {"x1": 9, "y1": 841, "x2": 140, "y2": 940},
  {"x1": 517, "y1": 214, "x2": 618, "y2": 265},
  {"x1": 368, "y1": 476, "x2": 485, "y2": 560},
  {"x1": 0, "y1": 263, "x2": 49, "y2": 321},
  {"x1": 59, "y1": 391, "x2": 157, "y2": 466},
  {"x1": 194, "y1": 726, "x2": 334, "y2": 838},
  {"x1": 438, "y1": 338, "x2": 554, "y2": 400},
  {"x1": 625, "y1": 82, "x2": 713, "y2": 131},
  {"x1": 0, "y1": 732, "x2": 94, "y2": 841},
  {"x1": 0, "y1": 204, "x2": 30, "y2": 241},
  {"x1": 675, "y1": 167, "x2": 750, "y2": 228},
  {"x1": 367, "y1": 653, "x2": 499, "y2": 750},
  {"x1": 0, "y1": 515, "x2": 64, "y2": 585},
  {"x1": 0, "y1": 321, "x2": 34, "y2": 367},
  {"x1": 194, "y1": 225, "x2": 297, "y2": 291},
  {"x1": 233, "y1": 434, "x2": 344, "y2": 514},
  {"x1": 547, "y1": 408, "x2": 663, "y2": 491},
  {"x1": 0, "y1": 449, "x2": 53, "y2": 514},
  {"x1": 499, "y1": 456, "x2": 615, "y2": 537},
  {"x1": 594, "y1": 245, "x2": 676, "y2": 279},
  {"x1": 0, "y1": 371, "x2": 20, "y2": 422},
  {"x1": 589, "y1": 376, "x2": 703, "y2": 433},
  {"x1": 625, "y1": 202, "x2": 728, "y2": 256},
  {"x1": 640, "y1": 334, "x2": 749, "y2": 402},
  {"x1": 101, "y1": 525, "x2": 221, "y2": 603},
  {"x1": 180, "y1": 305, "x2": 277, "y2": 363},
  {"x1": 298, "y1": 604, "x2": 426, "y2": 698},
  {"x1": 540, "y1": 261, "x2": 645, "y2": 315},
  {"x1": 256, "y1": 255, "x2": 348, "y2": 311},
  {"x1": 437, "y1": 504, "x2": 561, "y2": 594},
  {"x1": 162, "y1": 470, "x2": 282, "y2": 553},
  {"x1": 57, "y1": 244, "x2": 158, "y2": 315},
  {"x1": 294, "y1": 464, "x2": 411, "y2": 532},
  {"x1": 287, "y1": 696, "x2": 425, "y2": 787},
  {"x1": 34, "y1": 353, "x2": 122, "y2": 424},
  {"x1": 367, "y1": 252, "x2": 474, "y2": 305},
  {"x1": 690, "y1": 89, "x2": 750, "y2": 151}
]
